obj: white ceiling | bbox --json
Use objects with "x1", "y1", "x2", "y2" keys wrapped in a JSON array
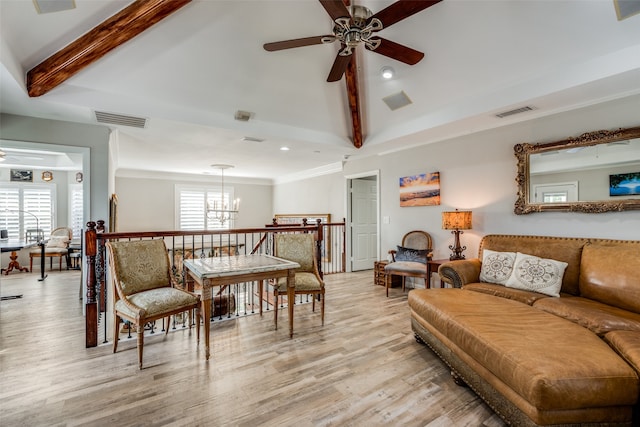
[{"x1": 1, "y1": 0, "x2": 640, "y2": 182}]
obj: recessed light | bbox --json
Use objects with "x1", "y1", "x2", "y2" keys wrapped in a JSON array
[
  {"x1": 381, "y1": 66, "x2": 394, "y2": 80},
  {"x1": 280, "y1": 146, "x2": 290, "y2": 151}
]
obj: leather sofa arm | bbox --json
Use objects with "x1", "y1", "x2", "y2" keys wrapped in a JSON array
[{"x1": 438, "y1": 259, "x2": 482, "y2": 288}]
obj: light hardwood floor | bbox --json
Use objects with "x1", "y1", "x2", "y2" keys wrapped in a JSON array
[{"x1": 0, "y1": 269, "x2": 506, "y2": 427}]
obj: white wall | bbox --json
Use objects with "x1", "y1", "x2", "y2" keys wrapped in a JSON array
[
  {"x1": 340, "y1": 94, "x2": 640, "y2": 261},
  {"x1": 115, "y1": 174, "x2": 273, "y2": 231},
  {"x1": 272, "y1": 173, "x2": 346, "y2": 222}
]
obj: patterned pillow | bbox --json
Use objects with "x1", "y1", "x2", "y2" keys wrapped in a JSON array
[
  {"x1": 479, "y1": 249, "x2": 516, "y2": 285},
  {"x1": 395, "y1": 246, "x2": 430, "y2": 264},
  {"x1": 505, "y1": 252, "x2": 568, "y2": 297}
]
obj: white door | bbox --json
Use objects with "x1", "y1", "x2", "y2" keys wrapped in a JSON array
[
  {"x1": 532, "y1": 182, "x2": 578, "y2": 203},
  {"x1": 351, "y1": 177, "x2": 377, "y2": 271}
]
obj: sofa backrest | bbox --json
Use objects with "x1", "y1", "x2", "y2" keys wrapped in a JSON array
[
  {"x1": 580, "y1": 241, "x2": 640, "y2": 314},
  {"x1": 479, "y1": 235, "x2": 590, "y2": 295}
]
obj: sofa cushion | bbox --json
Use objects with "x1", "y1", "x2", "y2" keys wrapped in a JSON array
[
  {"x1": 604, "y1": 330, "x2": 640, "y2": 374},
  {"x1": 463, "y1": 282, "x2": 549, "y2": 305},
  {"x1": 408, "y1": 289, "x2": 639, "y2": 411},
  {"x1": 479, "y1": 249, "x2": 516, "y2": 285},
  {"x1": 579, "y1": 242, "x2": 640, "y2": 314},
  {"x1": 409, "y1": 289, "x2": 638, "y2": 410},
  {"x1": 504, "y1": 252, "x2": 568, "y2": 297},
  {"x1": 533, "y1": 294, "x2": 640, "y2": 336},
  {"x1": 479, "y1": 235, "x2": 587, "y2": 295}
]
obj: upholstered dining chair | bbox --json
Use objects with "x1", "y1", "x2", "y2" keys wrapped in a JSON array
[
  {"x1": 106, "y1": 239, "x2": 200, "y2": 369},
  {"x1": 272, "y1": 233, "x2": 325, "y2": 331},
  {"x1": 29, "y1": 227, "x2": 72, "y2": 272},
  {"x1": 384, "y1": 230, "x2": 433, "y2": 297}
]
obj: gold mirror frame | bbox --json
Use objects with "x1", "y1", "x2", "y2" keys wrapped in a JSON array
[{"x1": 514, "y1": 126, "x2": 640, "y2": 214}]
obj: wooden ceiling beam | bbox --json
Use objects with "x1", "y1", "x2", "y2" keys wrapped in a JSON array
[
  {"x1": 27, "y1": 0, "x2": 191, "y2": 97},
  {"x1": 344, "y1": 55, "x2": 363, "y2": 148}
]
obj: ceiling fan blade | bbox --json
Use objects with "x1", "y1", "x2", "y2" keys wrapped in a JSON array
[
  {"x1": 368, "y1": 37, "x2": 424, "y2": 65},
  {"x1": 263, "y1": 36, "x2": 334, "y2": 51},
  {"x1": 344, "y1": 55, "x2": 363, "y2": 148},
  {"x1": 319, "y1": 0, "x2": 351, "y2": 21},
  {"x1": 327, "y1": 52, "x2": 352, "y2": 82},
  {"x1": 369, "y1": 0, "x2": 442, "y2": 29}
]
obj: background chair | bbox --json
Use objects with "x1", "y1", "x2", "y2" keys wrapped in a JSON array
[
  {"x1": 106, "y1": 239, "x2": 200, "y2": 369},
  {"x1": 273, "y1": 233, "x2": 325, "y2": 331},
  {"x1": 29, "y1": 227, "x2": 72, "y2": 272},
  {"x1": 385, "y1": 230, "x2": 433, "y2": 297}
]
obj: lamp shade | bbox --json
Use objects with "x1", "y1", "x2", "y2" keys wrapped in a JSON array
[{"x1": 442, "y1": 210, "x2": 472, "y2": 230}]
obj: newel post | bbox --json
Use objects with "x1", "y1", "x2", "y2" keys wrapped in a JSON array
[{"x1": 85, "y1": 221, "x2": 98, "y2": 347}]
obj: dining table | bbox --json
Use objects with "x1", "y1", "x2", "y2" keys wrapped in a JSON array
[{"x1": 183, "y1": 254, "x2": 300, "y2": 360}]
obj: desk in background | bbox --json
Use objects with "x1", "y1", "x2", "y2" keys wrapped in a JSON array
[{"x1": 1, "y1": 239, "x2": 47, "y2": 281}]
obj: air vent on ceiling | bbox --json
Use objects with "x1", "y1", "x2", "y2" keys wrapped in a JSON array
[
  {"x1": 382, "y1": 91, "x2": 412, "y2": 111},
  {"x1": 234, "y1": 110, "x2": 253, "y2": 121},
  {"x1": 495, "y1": 106, "x2": 535, "y2": 118},
  {"x1": 614, "y1": 0, "x2": 640, "y2": 20},
  {"x1": 242, "y1": 136, "x2": 264, "y2": 142},
  {"x1": 95, "y1": 111, "x2": 147, "y2": 128},
  {"x1": 33, "y1": 0, "x2": 76, "y2": 14}
]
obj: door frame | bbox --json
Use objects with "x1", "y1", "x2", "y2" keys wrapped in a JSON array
[{"x1": 345, "y1": 170, "x2": 380, "y2": 273}]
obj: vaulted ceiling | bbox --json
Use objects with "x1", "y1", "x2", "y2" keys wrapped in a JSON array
[{"x1": 1, "y1": 0, "x2": 639, "y2": 181}]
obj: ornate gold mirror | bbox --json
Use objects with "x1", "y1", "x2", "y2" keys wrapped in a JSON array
[{"x1": 515, "y1": 126, "x2": 640, "y2": 214}]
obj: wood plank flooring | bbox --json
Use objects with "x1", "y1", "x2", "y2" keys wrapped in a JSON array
[{"x1": 0, "y1": 269, "x2": 506, "y2": 427}]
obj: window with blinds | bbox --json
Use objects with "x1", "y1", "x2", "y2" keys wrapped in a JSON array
[
  {"x1": 0, "y1": 183, "x2": 55, "y2": 239},
  {"x1": 176, "y1": 185, "x2": 233, "y2": 230},
  {"x1": 69, "y1": 184, "x2": 83, "y2": 239}
]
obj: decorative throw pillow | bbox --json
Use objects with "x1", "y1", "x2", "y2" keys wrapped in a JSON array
[
  {"x1": 505, "y1": 252, "x2": 568, "y2": 297},
  {"x1": 395, "y1": 246, "x2": 430, "y2": 264},
  {"x1": 479, "y1": 249, "x2": 516, "y2": 285},
  {"x1": 47, "y1": 236, "x2": 69, "y2": 248}
]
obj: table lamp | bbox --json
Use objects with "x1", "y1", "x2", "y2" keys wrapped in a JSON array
[{"x1": 442, "y1": 209, "x2": 473, "y2": 260}]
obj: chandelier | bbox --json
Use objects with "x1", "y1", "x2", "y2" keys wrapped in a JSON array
[{"x1": 206, "y1": 164, "x2": 239, "y2": 225}]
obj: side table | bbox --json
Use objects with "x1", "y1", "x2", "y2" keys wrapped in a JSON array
[
  {"x1": 374, "y1": 260, "x2": 401, "y2": 288},
  {"x1": 427, "y1": 259, "x2": 449, "y2": 288}
]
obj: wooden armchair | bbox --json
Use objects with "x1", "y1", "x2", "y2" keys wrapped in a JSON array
[
  {"x1": 273, "y1": 233, "x2": 325, "y2": 331},
  {"x1": 385, "y1": 230, "x2": 433, "y2": 296},
  {"x1": 105, "y1": 239, "x2": 200, "y2": 369},
  {"x1": 29, "y1": 227, "x2": 72, "y2": 272}
]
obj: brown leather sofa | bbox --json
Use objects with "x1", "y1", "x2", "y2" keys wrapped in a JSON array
[{"x1": 408, "y1": 234, "x2": 640, "y2": 426}]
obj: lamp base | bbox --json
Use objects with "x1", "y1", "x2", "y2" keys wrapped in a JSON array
[{"x1": 448, "y1": 229, "x2": 467, "y2": 261}]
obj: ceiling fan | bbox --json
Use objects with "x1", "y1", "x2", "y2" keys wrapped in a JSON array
[{"x1": 263, "y1": 0, "x2": 442, "y2": 148}]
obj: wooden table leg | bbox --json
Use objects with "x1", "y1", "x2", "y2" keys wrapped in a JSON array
[
  {"x1": 201, "y1": 286, "x2": 212, "y2": 360},
  {"x1": 259, "y1": 280, "x2": 263, "y2": 316},
  {"x1": 287, "y1": 268, "x2": 295, "y2": 338},
  {"x1": 2, "y1": 251, "x2": 29, "y2": 275}
]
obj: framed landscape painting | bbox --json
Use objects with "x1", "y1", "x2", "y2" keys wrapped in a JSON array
[
  {"x1": 399, "y1": 171, "x2": 441, "y2": 207},
  {"x1": 609, "y1": 172, "x2": 640, "y2": 196}
]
